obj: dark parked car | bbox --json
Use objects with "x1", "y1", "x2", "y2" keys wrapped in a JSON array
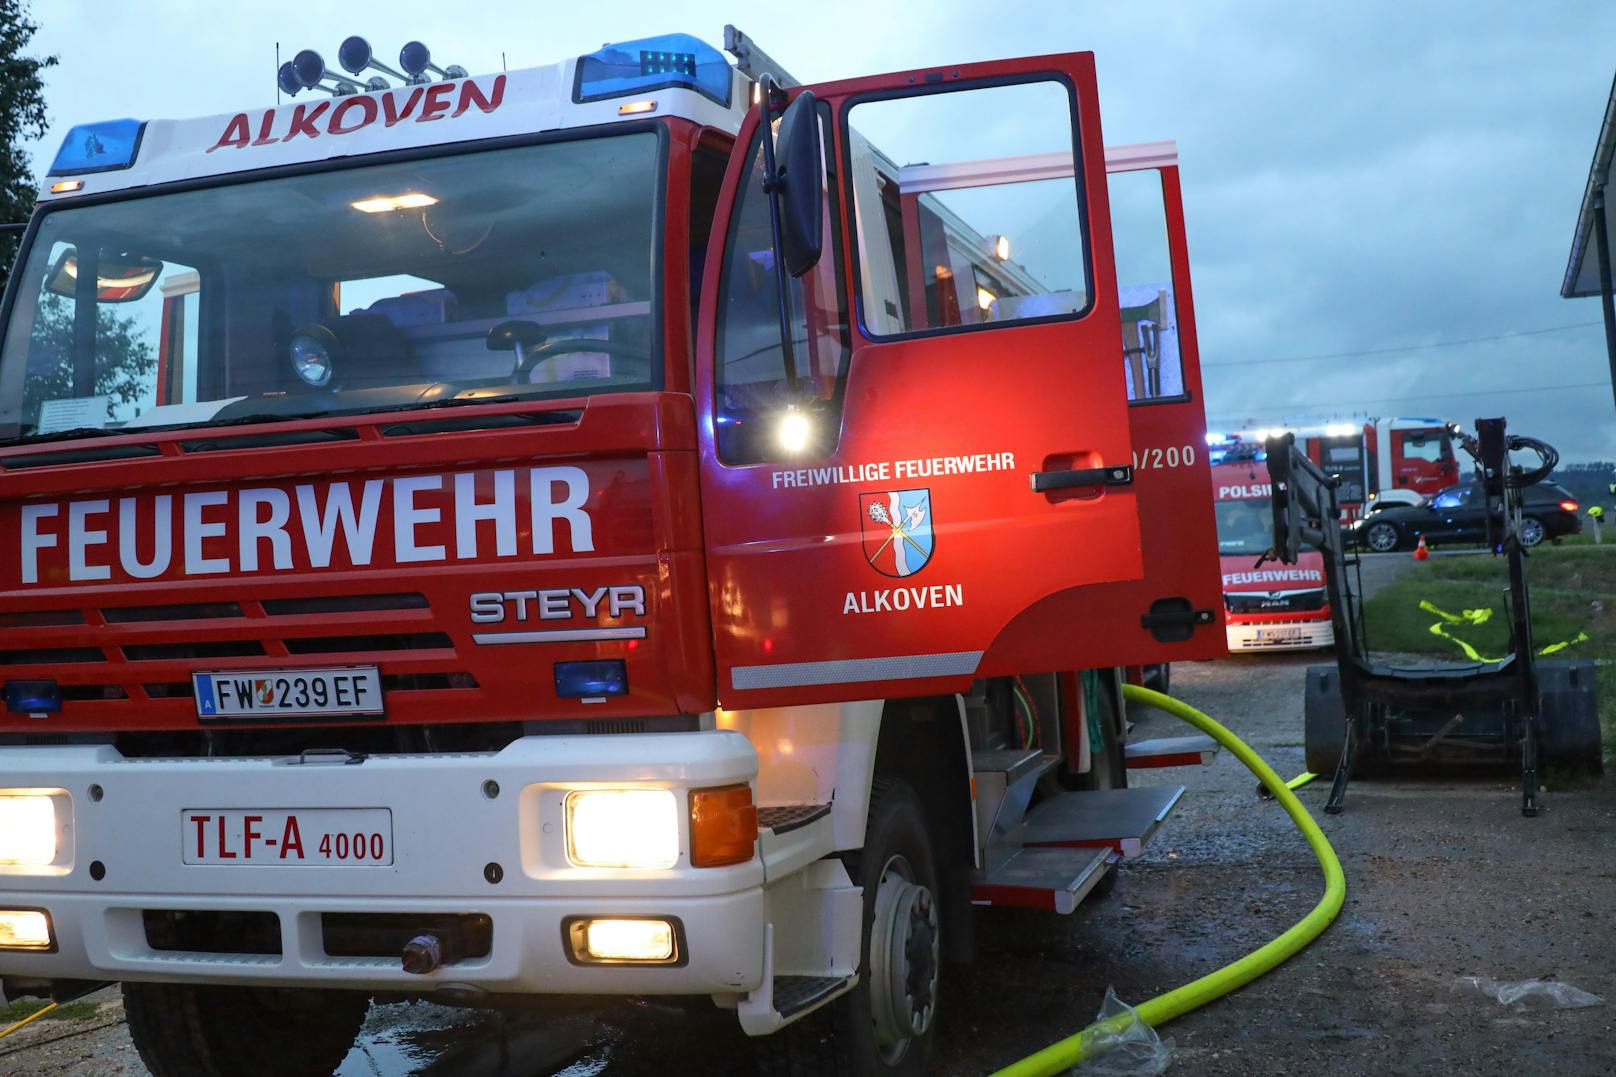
[{"x1": 1353, "y1": 481, "x2": 1582, "y2": 552}]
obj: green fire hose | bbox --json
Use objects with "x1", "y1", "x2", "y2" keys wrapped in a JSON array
[{"x1": 989, "y1": 684, "x2": 1347, "y2": 1076}]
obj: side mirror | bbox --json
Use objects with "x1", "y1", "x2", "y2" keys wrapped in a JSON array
[{"x1": 772, "y1": 90, "x2": 823, "y2": 278}]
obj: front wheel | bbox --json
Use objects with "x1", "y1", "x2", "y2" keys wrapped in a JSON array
[
  {"x1": 1362, "y1": 520, "x2": 1402, "y2": 553},
  {"x1": 758, "y1": 780, "x2": 940, "y2": 1076},
  {"x1": 124, "y1": 982, "x2": 369, "y2": 1077}
]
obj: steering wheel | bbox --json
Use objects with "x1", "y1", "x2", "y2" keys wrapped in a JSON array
[{"x1": 512, "y1": 337, "x2": 651, "y2": 383}]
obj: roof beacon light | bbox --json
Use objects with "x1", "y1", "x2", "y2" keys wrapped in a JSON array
[
  {"x1": 399, "y1": 41, "x2": 467, "y2": 84},
  {"x1": 48, "y1": 118, "x2": 145, "y2": 177},
  {"x1": 574, "y1": 33, "x2": 732, "y2": 108},
  {"x1": 339, "y1": 36, "x2": 407, "y2": 86}
]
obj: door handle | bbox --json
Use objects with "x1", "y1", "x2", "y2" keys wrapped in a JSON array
[{"x1": 1029, "y1": 464, "x2": 1133, "y2": 494}]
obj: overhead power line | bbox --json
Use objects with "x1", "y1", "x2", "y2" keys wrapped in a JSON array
[
  {"x1": 1211, "y1": 379, "x2": 1612, "y2": 419},
  {"x1": 1203, "y1": 320, "x2": 1604, "y2": 369}
]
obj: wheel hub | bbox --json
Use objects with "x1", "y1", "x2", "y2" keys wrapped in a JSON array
[{"x1": 868, "y1": 855, "x2": 939, "y2": 1060}]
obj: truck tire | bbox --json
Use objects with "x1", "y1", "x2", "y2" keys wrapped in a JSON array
[
  {"x1": 757, "y1": 779, "x2": 940, "y2": 1077},
  {"x1": 124, "y1": 981, "x2": 369, "y2": 1077},
  {"x1": 1303, "y1": 666, "x2": 1348, "y2": 775}
]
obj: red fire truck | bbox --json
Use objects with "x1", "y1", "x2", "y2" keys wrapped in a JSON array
[
  {"x1": 0, "y1": 29, "x2": 1225, "y2": 1075},
  {"x1": 1211, "y1": 416, "x2": 1458, "y2": 519},
  {"x1": 1211, "y1": 453, "x2": 1333, "y2": 652}
]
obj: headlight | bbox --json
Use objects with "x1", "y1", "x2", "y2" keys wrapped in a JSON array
[
  {"x1": 565, "y1": 789, "x2": 678, "y2": 869},
  {"x1": 0, "y1": 796, "x2": 57, "y2": 865},
  {"x1": 288, "y1": 325, "x2": 337, "y2": 387}
]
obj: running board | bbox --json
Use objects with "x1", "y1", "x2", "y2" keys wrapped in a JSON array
[
  {"x1": 1020, "y1": 786, "x2": 1184, "y2": 857},
  {"x1": 737, "y1": 919, "x2": 859, "y2": 1037},
  {"x1": 774, "y1": 974, "x2": 854, "y2": 1019},
  {"x1": 970, "y1": 846, "x2": 1112, "y2": 913},
  {"x1": 1126, "y1": 734, "x2": 1218, "y2": 769}
]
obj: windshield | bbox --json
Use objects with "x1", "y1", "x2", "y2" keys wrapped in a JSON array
[
  {"x1": 1216, "y1": 498, "x2": 1272, "y2": 556},
  {"x1": 0, "y1": 132, "x2": 662, "y2": 442}
]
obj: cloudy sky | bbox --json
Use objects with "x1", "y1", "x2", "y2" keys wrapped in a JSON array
[{"x1": 19, "y1": 0, "x2": 1616, "y2": 461}]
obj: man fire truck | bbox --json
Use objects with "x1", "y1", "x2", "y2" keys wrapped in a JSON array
[
  {"x1": 0, "y1": 29, "x2": 1226, "y2": 1075},
  {"x1": 1211, "y1": 416, "x2": 1458, "y2": 519},
  {"x1": 1211, "y1": 448, "x2": 1333, "y2": 651}
]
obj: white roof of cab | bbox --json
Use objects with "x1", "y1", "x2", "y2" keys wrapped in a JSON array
[{"x1": 38, "y1": 56, "x2": 748, "y2": 203}]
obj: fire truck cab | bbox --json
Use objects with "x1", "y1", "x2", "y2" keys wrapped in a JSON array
[
  {"x1": 0, "y1": 30, "x2": 1225, "y2": 1075},
  {"x1": 1210, "y1": 450, "x2": 1333, "y2": 652},
  {"x1": 1213, "y1": 416, "x2": 1458, "y2": 520}
]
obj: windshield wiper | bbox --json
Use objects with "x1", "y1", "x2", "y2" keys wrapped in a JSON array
[
  {"x1": 360, "y1": 394, "x2": 523, "y2": 415},
  {"x1": 0, "y1": 425, "x2": 129, "y2": 448},
  {"x1": 207, "y1": 410, "x2": 332, "y2": 428}
]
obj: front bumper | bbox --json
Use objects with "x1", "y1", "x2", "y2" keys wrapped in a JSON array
[
  {"x1": 0, "y1": 732, "x2": 766, "y2": 996},
  {"x1": 1227, "y1": 618, "x2": 1335, "y2": 652}
]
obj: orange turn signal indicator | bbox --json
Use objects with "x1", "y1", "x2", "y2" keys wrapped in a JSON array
[{"x1": 689, "y1": 783, "x2": 758, "y2": 868}]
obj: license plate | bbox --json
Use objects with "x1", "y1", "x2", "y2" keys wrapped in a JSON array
[
  {"x1": 192, "y1": 667, "x2": 383, "y2": 720},
  {"x1": 1256, "y1": 626, "x2": 1305, "y2": 642},
  {"x1": 182, "y1": 809, "x2": 393, "y2": 865}
]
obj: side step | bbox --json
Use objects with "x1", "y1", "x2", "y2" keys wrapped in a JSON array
[
  {"x1": 1021, "y1": 786, "x2": 1184, "y2": 858},
  {"x1": 1126, "y1": 734, "x2": 1218, "y2": 769},
  {"x1": 758, "y1": 804, "x2": 831, "y2": 834},
  {"x1": 774, "y1": 974, "x2": 853, "y2": 1019},
  {"x1": 970, "y1": 846, "x2": 1112, "y2": 913},
  {"x1": 757, "y1": 803, "x2": 835, "y2": 881}
]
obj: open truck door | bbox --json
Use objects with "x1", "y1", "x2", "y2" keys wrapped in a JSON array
[
  {"x1": 697, "y1": 53, "x2": 1176, "y2": 708},
  {"x1": 1076, "y1": 140, "x2": 1227, "y2": 663}
]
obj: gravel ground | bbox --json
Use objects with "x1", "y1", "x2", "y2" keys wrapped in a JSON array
[{"x1": 7, "y1": 553, "x2": 1614, "y2": 1075}]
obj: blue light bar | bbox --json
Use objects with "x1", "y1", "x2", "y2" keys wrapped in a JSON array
[
  {"x1": 574, "y1": 33, "x2": 731, "y2": 108},
  {"x1": 554, "y1": 660, "x2": 629, "y2": 700},
  {"x1": 48, "y1": 119, "x2": 145, "y2": 177},
  {"x1": 4, "y1": 680, "x2": 60, "y2": 715}
]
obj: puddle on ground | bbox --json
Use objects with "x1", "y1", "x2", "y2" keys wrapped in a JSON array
[{"x1": 336, "y1": 1001, "x2": 616, "y2": 1076}]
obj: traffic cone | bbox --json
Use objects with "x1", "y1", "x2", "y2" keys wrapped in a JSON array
[{"x1": 1413, "y1": 535, "x2": 1430, "y2": 561}]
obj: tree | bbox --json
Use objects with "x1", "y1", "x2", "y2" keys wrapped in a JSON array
[
  {"x1": 1, "y1": 0, "x2": 56, "y2": 277},
  {"x1": 24, "y1": 294, "x2": 157, "y2": 423}
]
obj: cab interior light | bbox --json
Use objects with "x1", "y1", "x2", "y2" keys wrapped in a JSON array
[
  {"x1": 776, "y1": 410, "x2": 812, "y2": 455},
  {"x1": 0, "y1": 795, "x2": 57, "y2": 865},
  {"x1": 351, "y1": 192, "x2": 438, "y2": 214},
  {"x1": 0, "y1": 910, "x2": 52, "y2": 951}
]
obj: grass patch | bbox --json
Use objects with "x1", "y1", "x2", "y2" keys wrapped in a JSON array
[
  {"x1": 1360, "y1": 546, "x2": 1616, "y2": 752},
  {"x1": 0, "y1": 996, "x2": 101, "y2": 1023}
]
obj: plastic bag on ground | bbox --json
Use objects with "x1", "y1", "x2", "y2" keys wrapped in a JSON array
[
  {"x1": 1073, "y1": 986, "x2": 1174, "y2": 1075},
  {"x1": 1458, "y1": 976, "x2": 1604, "y2": 1010}
]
